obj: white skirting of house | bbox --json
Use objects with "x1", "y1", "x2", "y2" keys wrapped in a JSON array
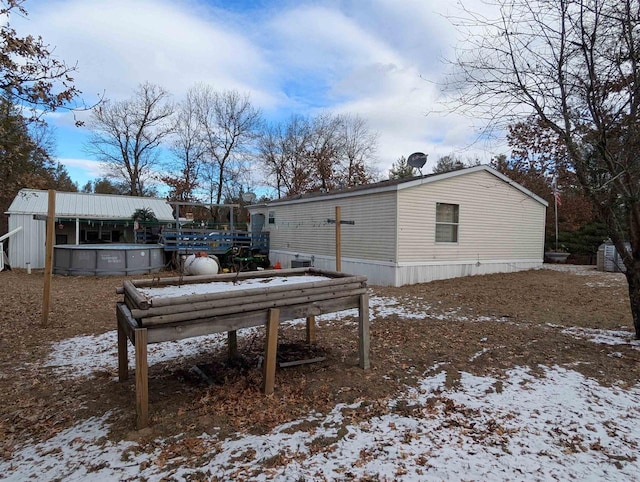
[{"x1": 269, "y1": 250, "x2": 542, "y2": 287}]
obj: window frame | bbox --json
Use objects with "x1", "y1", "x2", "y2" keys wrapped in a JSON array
[
  {"x1": 435, "y1": 202, "x2": 459, "y2": 243},
  {"x1": 268, "y1": 210, "x2": 275, "y2": 225}
]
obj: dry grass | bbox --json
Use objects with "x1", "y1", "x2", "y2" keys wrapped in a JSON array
[{"x1": 1, "y1": 266, "x2": 637, "y2": 461}]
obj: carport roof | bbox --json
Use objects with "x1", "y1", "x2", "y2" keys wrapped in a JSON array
[{"x1": 6, "y1": 189, "x2": 175, "y2": 221}]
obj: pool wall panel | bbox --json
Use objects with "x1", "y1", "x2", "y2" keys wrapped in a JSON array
[{"x1": 53, "y1": 244, "x2": 164, "y2": 276}]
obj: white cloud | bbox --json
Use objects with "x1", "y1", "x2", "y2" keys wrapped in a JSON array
[
  {"x1": 17, "y1": 0, "x2": 506, "y2": 184},
  {"x1": 58, "y1": 158, "x2": 108, "y2": 181},
  {"x1": 23, "y1": 0, "x2": 278, "y2": 106}
]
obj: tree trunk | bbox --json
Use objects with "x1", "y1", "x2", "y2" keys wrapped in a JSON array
[{"x1": 625, "y1": 268, "x2": 640, "y2": 339}]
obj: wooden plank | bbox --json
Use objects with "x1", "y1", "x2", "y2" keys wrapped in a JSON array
[
  {"x1": 147, "y1": 310, "x2": 268, "y2": 343},
  {"x1": 132, "y1": 280, "x2": 365, "y2": 319},
  {"x1": 358, "y1": 292, "x2": 370, "y2": 370},
  {"x1": 307, "y1": 267, "x2": 366, "y2": 281},
  {"x1": 279, "y1": 356, "x2": 325, "y2": 368},
  {"x1": 228, "y1": 330, "x2": 238, "y2": 359},
  {"x1": 271, "y1": 295, "x2": 360, "y2": 322},
  {"x1": 145, "y1": 295, "x2": 361, "y2": 344},
  {"x1": 143, "y1": 273, "x2": 365, "y2": 309},
  {"x1": 41, "y1": 189, "x2": 55, "y2": 326},
  {"x1": 125, "y1": 278, "x2": 364, "y2": 318},
  {"x1": 134, "y1": 328, "x2": 149, "y2": 429},
  {"x1": 131, "y1": 267, "x2": 312, "y2": 288},
  {"x1": 263, "y1": 308, "x2": 280, "y2": 395},
  {"x1": 116, "y1": 302, "x2": 138, "y2": 344},
  {"x1": 139, "y1": 287, "x2": 366, "y2": 326},
  {"x1": 117, "y1": 315, "x2": 129, "y2": 382},
  {"x1": 306, "y1": 315, "x2": 316, "y2": 344}
]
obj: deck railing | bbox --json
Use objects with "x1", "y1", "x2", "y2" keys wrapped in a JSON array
[{"x1": 159, "y1": 228, "x2": 269, "y2": 255}]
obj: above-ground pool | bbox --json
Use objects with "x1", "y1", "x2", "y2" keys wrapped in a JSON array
[{"x1": 54, "y1": 244, "x2": 165, "y2": 276}]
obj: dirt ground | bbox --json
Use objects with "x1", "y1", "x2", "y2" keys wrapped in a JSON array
[{"x1": 1, "y1": 265, "x2": 638, "y2": 464}]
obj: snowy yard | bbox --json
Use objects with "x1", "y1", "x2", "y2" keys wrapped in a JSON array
[{"x1": 2, "y1": 266, "x2": 639, "y2": 481}]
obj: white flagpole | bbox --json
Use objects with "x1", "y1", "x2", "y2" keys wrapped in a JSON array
[
  {"x1": 552, "y1": 175, "x2": 559, "y2": 251},
  {"x1": 555, "y1": 191, "x2": 559, "y2": 251}
]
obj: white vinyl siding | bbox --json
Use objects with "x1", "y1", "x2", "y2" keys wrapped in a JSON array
[
  {"x1": 397, "y1": 169, "x2": 545, "y2": 262},
  {"x1": 262, "y1": 191, "x2": 398, "y2": 262}
]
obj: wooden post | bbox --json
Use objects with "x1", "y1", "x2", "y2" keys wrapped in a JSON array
[
  {"x1": 358, "y1": 292, "x2": 370, "y2": 369},
  {"x1": 263, "y1": 308, "x2": 280, "y2": 395},
  {"x1": 306, "y1": 315, "x2": 316, "y2": 344},
  {"x1": 335, "y1": 206, "x2": 341, "y2": 272},
  {"x1": 228, "y1": 330, "x2": 238, "y2": 359},
  {"x1": 135, "y1": 328, "x2": 149, "y2": 429},
  {"x1": 41, "y1": 189, "x2": 55, "y2": 326},
  {"x1": 118, "y1": 322, "x2": 129, "y2": 381}
]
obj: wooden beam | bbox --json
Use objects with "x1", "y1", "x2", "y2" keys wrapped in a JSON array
[
  {"x1": 116, "y1": 302, "x2": 138, "y2": 343},
  {"x1": 145, "y1": 295, "x2": 361, "y2": 344},
  {"x1": 130, "y1": 278, "x2": 365, "y2": 318},
  {"x1": 263, "y1": 308, "x2": 280, "y2": 395},
  {"x1": 130, "y1": 267, "x2": 311, "y2": 289},
  {"x1": 228, "y1": 330, "x2": 238, "y2": 359},
  {"x1": 41, "y1": 189, "x2": 55, "y2": 326},
  {"x1": 117, "y1": 316, "x2": 129, "y2": 382},
  {"x1": 139, "y1": 272, "x2": 365, "y2": 309},
  {"x1": 135, "y1": 284, "x2": 366, "y2": 325},
  {"x1": 123, "y1": 280, "x2": 150, "y2": 310},
  {"x1": 306, "y1": 315, "x2": 316, "y2": 344},
  {"x1": 358, "y1": 292, "x2": 370, "y2": 369},
  {"x1": 135, "y1": 328, "x2": 149, "y2": 429}
]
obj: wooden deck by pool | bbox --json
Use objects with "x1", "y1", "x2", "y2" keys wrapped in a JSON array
[{"x1": 116, "y1": 267, "x2": 370, "y2": 429}]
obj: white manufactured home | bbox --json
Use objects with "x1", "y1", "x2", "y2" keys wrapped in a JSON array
[
  {"x1": 248, "y1": 165, "x2": 548, "y2": 287},
  {"x1": 4, "y1": 189, "x2": 174, "y2": 269}
]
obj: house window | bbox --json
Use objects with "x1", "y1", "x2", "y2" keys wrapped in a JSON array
[
  {"x1": 268, "y1": 211, "x2": 275, "y2": 224},
  {"x1": 435, "y1": 203, "x2": 459, "y2": 243}
]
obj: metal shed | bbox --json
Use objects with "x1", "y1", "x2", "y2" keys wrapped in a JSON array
[
  {"x1": 597, "y1": 241, "x2": 630, "y2": 273},
  {"x1": 4, "y1": 190, "x2": 175, "y2": 269}
]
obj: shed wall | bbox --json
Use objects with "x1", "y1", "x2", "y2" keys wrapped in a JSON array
[
  {"x1": 7, "y1": 214, "x2": 45, "y2": 268},
  {"x1": 396, "y1": 169, "x2": 546, "y2": 262}
]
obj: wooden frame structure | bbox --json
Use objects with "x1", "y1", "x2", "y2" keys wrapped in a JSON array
[{"x1": 116, "y1": 267, "x2": 369, "y2": 429}]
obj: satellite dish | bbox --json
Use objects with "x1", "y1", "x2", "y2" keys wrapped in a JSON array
[
  {"x1": 241, "y1": 191, "x2": 257, "y2": 203},
  {"x1": 407, "y1": 152, "x2": 428, "y2": 174}
]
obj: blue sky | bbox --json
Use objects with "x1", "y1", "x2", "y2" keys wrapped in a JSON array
[{"x1": 15, "y1": 0, "x2": 502, "y2": 190}]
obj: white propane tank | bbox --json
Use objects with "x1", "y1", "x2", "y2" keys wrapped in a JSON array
[{"x1": 183, "y1": 253, "x2": 219, "y2": 276}]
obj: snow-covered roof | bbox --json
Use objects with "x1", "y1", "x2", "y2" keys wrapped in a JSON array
[{"x1": 5, "y1": 189, "x2": 175, "y2": 221}]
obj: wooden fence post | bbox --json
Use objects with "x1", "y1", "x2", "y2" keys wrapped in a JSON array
[{"x1": 41, "y1": 189, "x2": 55, "y2": 326}]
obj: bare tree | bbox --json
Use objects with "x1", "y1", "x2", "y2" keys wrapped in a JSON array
[
  {"x1": 190, "y1": 85, "x2": 262, "y2": 212},
  {"x1": 258, "y1": 113, "x2": 378, "y2": 197},
  {"x1": 87, "y1": 82, "x2": 174, "y2": 196},
  {"x1": 451, "y1": 0, "x2": 640, "y2": 337},
  {"x1": 338, "y1": 114, "x2": 378, "y2": 186},
  {"x1": 259, "y1": 114, "x2": 314, "y2": 198},
  {"x1": 161, "y1": 89, "x2": 203, "y2": 203}
]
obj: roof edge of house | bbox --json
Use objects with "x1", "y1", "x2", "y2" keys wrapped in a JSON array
[{"x1": 249, "y1": 165, "x2": 549, "y2": 208}]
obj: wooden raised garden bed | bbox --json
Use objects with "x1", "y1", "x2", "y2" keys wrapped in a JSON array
[{"x1": 116, "y1": 267, "x2": 370, "y2": 428}]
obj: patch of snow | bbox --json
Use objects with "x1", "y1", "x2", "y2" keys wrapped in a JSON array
[
  {"x1": 562, "y1": 327, "x2": 640, "y2": 349},
  {"x1": 139, "y1": 275, "x2": 332, "y2": 299},
  {"x1": 4, "y1": 365, "x2": 640, "y2": 481},
  {"x1": 45, "y1": 331, "x2": 236, "y2": 379}
]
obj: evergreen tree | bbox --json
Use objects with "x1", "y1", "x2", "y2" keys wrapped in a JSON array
[{"x1": 388, "y1": 156, "x2": 415, "y2": 179}]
